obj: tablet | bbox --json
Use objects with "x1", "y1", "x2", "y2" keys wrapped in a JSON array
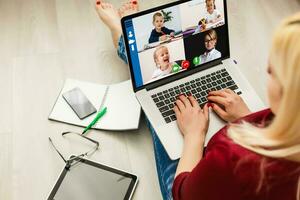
[{"x1": 48, "y1": 157, "x2": 138, "y2": 200}]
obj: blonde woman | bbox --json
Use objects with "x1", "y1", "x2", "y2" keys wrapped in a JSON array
[
  {"x1": 97, "y1": 2, "x2": 300, "y2": 198},
  {"x1": 172, "y1": 13, "x2": 300, "y2": 200}
]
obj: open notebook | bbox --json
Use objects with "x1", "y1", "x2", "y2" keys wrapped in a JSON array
[{"x1": 49, "y1": 79, "x2": 141, "y2": 131}]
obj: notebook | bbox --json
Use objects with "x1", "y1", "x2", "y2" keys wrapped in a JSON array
[{"x1": 49, "y1": 79, "x2": 141, "y2": 131}]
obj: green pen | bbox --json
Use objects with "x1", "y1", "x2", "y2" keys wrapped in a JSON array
[
  {"x1": 82, "y1": 107, "x2": 107, "y2": 134},
  {"x1": 82, "y1": 86, "x2": 109, "y2": 135}
]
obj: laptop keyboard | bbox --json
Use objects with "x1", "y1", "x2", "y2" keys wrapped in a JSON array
[{"x1": 151, "y1": 68, "x2": 242, "y2": 124}]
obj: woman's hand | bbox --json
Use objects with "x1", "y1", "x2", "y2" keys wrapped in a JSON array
[
  {"x1": 173, "y1": 95, "x2": 209, "y2": 177},
  {"x1": 207, "y1": 89, "x2": 251, "y2": 122},
  {"x1": 174, "y1": 95, "x2": 209, "y2": 144}
]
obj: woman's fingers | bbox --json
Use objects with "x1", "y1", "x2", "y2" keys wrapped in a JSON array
[
  {"x1": 211, "y1": 103, "x2": 228, "y2": 120},
  {"x1": 178, "y1": 95, "x2": 192, "y2": 108},
  {"x1": 209, "y1": 90, "x2": 228, "y2": 97},
  {"x1": 175, "y1": 95, "x2": 202, "y2": 114},
  {"x1": 174, "y1": 105, "x2": 181, "y2": 117},
  {"x1": 188, "y1": 95, "x2": 200, "y2": 108},
  {"x1": 207, "y1": 95, "x2": 227, "y2": 106},
  {"x1": 203, "y1": 103, "x2": 209, "y2": 119},
  {"x1": 224, "y1": 89, "x2": 234, "y2": 94},
  {"x1": 175, "y1": 98, "x2": 186, "y2": 112}
]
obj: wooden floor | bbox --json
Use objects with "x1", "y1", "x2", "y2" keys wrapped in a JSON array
[{"x1": 0, "y1": 0, "x2": 299, "y2": 199}]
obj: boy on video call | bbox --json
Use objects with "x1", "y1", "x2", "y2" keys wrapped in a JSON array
[
  {"x1": 148, "y1": 12, "x2": 175, "y2": 44},
  {"x1": 150, "y1": 46, "x2": 182, "y2": 81},
  {"x1": 198, "y1": 29, "x2": 221, "y2": 64}
]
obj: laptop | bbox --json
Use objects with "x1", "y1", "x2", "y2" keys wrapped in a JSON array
[{"x1": 121, "y1": 0, "x2": 265, "y2": 160}]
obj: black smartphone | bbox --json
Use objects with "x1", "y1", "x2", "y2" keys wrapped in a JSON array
[{"x1": 62, "y1": 87, "x2": 97, "y2": 120}]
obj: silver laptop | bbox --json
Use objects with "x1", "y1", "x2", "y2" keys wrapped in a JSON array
[{"x1": 121, "y1": 0, "x2": 265, "y2": 160}]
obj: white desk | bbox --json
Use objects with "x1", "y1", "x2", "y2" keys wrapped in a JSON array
[{"x1": 0, "y1": 0, "x2": 299, "y2": 199}]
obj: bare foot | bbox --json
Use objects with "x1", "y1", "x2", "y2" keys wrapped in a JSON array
[
  {"x1": 95, "y1": 0, "x2": 122, "y2": 48},
  {"x1": 118, "y1": 0, "x2": 139, "y2": 18}
]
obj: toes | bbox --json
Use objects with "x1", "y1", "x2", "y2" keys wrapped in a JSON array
[
  {"x1": 124, "y1": 3, "x2": 133, "y2": 10},
  {"x1": 131, "y1": 0, "x2": 138, "y2": 6},
  {"x1": 118, "y1": 6, "x2": 124, "y2": 13},
  {"x1": 130, "y1": 0, "x2": 138, "y2": 4},
  {"x1": 95, "y1": 0, "x2": 101, "y2": 9},
  {"x1": 123, "y1": 4, "x2": 130, "y2": 10},
  {"x1": 95, "y1": 0, "x2": 104, "y2": 7},
  {"x1": 118, "y1": 0, "x2": 139, "y2": 17},
  {"x1": 130, "y1": 0, "x2": 139, "y2": 11},
  {"x1": 118, "y1": 9, "x2": 123, "y2": 17},
  {"x1": 101, "y1": 2, "x2": 112, "y2": 9},
  {"x1": 103, "y1": 3, "x2": 110, "y2": 9}
]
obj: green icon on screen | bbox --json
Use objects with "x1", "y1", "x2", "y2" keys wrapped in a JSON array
[
  {"x1": 172, "y1": 64, "x2": 180, "y2": 73},
  {"x1": 193, "y1": 56, "x2": 201, "y2": 66}
]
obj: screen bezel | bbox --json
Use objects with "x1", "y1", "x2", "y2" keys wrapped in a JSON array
[
  {"x1": 121, "y1": 0, "x2": 230, "y2": 92},
  {"x1": 47, "y1": 157, "x2": 138, "y2": 200}
]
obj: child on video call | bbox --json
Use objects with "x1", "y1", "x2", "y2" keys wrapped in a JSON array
[
  {"x1": 205, "y1": 0, "x2": 222, "y2": 24},
  {"x1": 151, "y1": 46, "x2": 182, "y2": 81},
  {"x1": 199, "y1": 29, "x2": 221, "y2": 64},
  {"x1": 194, "y1": 0, "x2": 222, "y2": 34},
  {"x1": 148, "y1": 12, "x2": 175, "y2": 44}
]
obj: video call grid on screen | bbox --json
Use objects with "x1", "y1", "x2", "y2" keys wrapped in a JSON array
[{"x1": 123, "y1": 0, "x2": 229, "y2": 89}]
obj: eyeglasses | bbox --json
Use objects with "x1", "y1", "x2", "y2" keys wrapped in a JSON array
[
  {"x1": 49, "y1": 131, "x2": 99, "y2": 170},
  {"x1": 205, "y1": 38, "x2": 215, "y2": 43}
]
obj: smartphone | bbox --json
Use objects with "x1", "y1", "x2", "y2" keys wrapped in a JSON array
[{"x1": 62, "y1": 87, "x2": 97, "y2": 120}]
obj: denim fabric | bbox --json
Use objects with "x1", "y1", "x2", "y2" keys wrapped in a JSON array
[
  {"x1": 117, "y1": 36, "x2": 128, "y2": 64},
  {"x1": 147, "y1": 121, "x2": 179, "y2": 200},
  {"x1": 117, "y1": 36, "x2": 179, "y2": 200}
]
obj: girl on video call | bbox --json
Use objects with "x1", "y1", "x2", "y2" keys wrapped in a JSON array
[
  {"x1": 199, "y1": 29, "x2": 222, "y2": 65},
  {"x1": 150, "y1": 46, "x2": 182, "y2": 82},
  {"x1": 195, "y1": 0, "x2": 224, "y2": 33},
  {"x1": 205, "y1": 0, "x2": 223, "y2": 24},
  {"x1": 96, "y1": 1, "x2": 300, "y2": 199}
]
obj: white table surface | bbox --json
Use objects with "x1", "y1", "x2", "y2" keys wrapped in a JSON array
[{"x1": 0, "y1": 0, "x2": 299, "y2": 199}]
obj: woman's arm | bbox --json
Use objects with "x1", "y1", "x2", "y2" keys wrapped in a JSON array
[
  {"x1": 173, "y1": 95, "x2": 209, "y2": 178},
  {"x1": 175, "y1": 132, "x2": 205, "y2": 178},
  {"x1": 172, "y1": 140, "x2": 240, "y2": 200}
]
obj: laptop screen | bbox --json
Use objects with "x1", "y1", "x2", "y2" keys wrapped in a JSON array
[{"x1": 122, "y1": 0, "x2": 229, "y2": 90}]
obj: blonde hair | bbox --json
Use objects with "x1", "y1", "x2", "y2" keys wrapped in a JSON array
[
  {"x1": 153, "y1": 12, "x2": 163, "y2": 23},
  {"x1": 228, "y1": 12, "x2": 300, "y2": 198},
  {"x1": 153, "y1": 46, "x2": 168, "y2": 68},
  {"x1": 205, "y1": 29, "x2": 218, "y2": 41}
]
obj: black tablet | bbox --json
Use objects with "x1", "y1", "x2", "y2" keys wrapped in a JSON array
[{"x1": 48, "y1": 157, "x2": 138, "y2": 200}]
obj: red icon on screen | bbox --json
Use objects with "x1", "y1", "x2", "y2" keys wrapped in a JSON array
[{"x1": 181, "y1": 60, "x2": 190, "y2": 69}]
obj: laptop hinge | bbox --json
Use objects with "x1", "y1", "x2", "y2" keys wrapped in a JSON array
[{"x1": 145, "y1": 59, "x2": 222, "y2": 91}]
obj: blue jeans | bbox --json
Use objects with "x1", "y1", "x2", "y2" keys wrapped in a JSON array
[{"x1": 117, "y1": 36, "x2": 179, "y2": 200}]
